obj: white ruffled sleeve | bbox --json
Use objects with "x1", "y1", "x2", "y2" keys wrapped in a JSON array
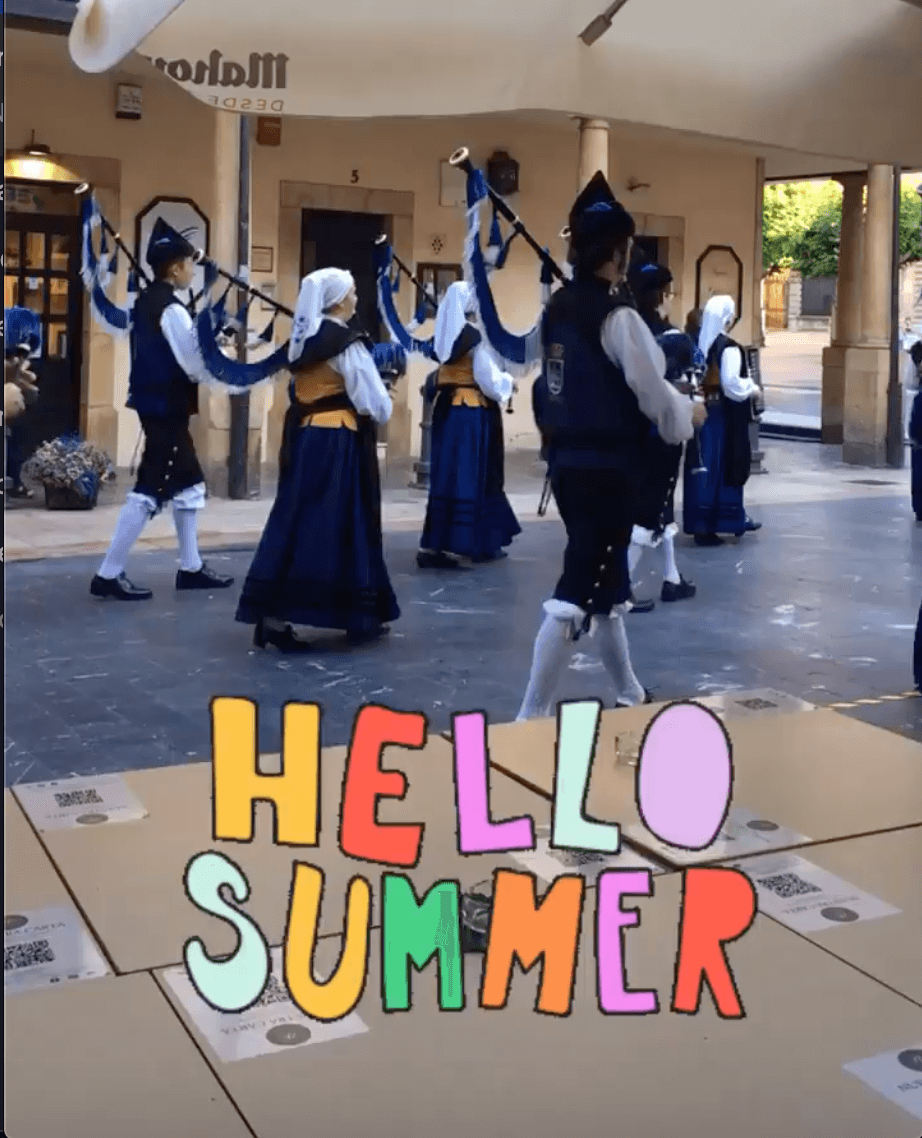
[
  {"x1": 720, "y1": 347, "x2": 760, "y2": 403},
  {"x1": 160, "y1": 303, "x2": 210, "y2": 384},
  {"x1": 471, "y1": 343, "x2": 514, "y2": 403},
  {"x1": 331, "y1": 341, "x2": 393, "y2": 424},
  {"x1": 601, "y1": 307, "x2": 696, "y2": 446}
]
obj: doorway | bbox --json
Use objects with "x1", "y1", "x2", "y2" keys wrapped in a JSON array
[
  {"x1": 301, "y1": 207, "x2": 386, "y2": 440},
  {"x1": 5, "y1": 182, "x2": 85, "y2": 462}
]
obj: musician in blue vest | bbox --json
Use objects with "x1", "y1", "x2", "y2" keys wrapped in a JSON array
[
  {"x1": 517, "y1": 173, "x2": 706, "y2": 720},
  {"x1": 90, "y1": 218, "x2": 234, "y2": 601},
  {"x1": 624, "y1": 260, "x2": 698, "y2": 610}
]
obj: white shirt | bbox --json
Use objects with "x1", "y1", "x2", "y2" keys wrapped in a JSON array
[
  {"x1": 471, "y1": 343, "x2": 514, "y2": 403},
  {"x1": 720, "y1": 346, "x2": 760, "y2": 403},
  {"x1": 160, "y1": 302, "x2": 211, "y2": 384},
  {"x1": 600, "y1": 307, "x2": 696, "y2": 446}
]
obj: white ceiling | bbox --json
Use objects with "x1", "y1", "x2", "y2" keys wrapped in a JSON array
[{"x1": 68, "y1": 0, "x2": 922, "y2": 169}]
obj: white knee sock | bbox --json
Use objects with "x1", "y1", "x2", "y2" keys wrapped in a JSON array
[
  {"x1": 661, "y1": 531, "x2": 681, "y2": 585},
  {"x1": 627, "y1": 542, "x2": 644, "y2": 578},
  {"x1": 596, "y1": 613, "x2": 646, "y2": 706},
  {"x1": 172, "y1": 505, "x2": 204, "y2": 573},
  {"x1": 97, "y1": 498, "x2": 151, "y2": 579},
  {"x1": 517, "y1": 613, "x2": 577, "y2": 721}
]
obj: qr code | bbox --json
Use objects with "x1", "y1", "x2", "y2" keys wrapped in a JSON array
[
  {"x1": 562, "y1": 849, "x2": 607, "y2": 867},
  {"x1": 756, "y1": 872, "x2": 821, "y2": 899},
  {"x1": 4, "y1": 940, "x2": 55, "y2": 971},
  {"x1": 53, "y1": 788, "x2": 104, "y2": 808},
  {"x1": 254, "y1": 975, "x2": 291, "y2": 1008}
]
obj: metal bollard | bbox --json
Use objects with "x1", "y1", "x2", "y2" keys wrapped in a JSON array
[{"x1": 411, "y1": 376, "x2": 436, "y2": 490}]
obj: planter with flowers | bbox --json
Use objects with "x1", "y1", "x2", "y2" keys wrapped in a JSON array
[{"x1": 22, "y1": 435, "x2": 115, "y2": 511}]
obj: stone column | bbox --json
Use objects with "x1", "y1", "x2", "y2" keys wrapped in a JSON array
[
  {"x1": 752, "y1": 159, "x2": 766, "y2": 348},
  {"x1": 193, "y1": 110, "x2": 237, "y2": 495},
  {"x1": 843, "y1": 164, "x2": 895, "y2": 465},
  {"x1": 576, "y1": 118, "x2": 610, "y2": 190},
  {"x1": 820, "y1": 171, "x2": 866, "y2": 443}
]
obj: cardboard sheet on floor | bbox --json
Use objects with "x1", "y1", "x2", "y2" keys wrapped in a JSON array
[
  {"x1": 486, "y1": 710, "x2": 922, "y2": 866},
  {"x1": 727, "y1": 827, "x2": 922, "y2": 1006},
  {"x1": 5, "y1": 972, "x2": 251, "y2": 1138},
  {"x1": 4, "y1": 791, "x2": 111, "y2": 992},
  {"x1": 30, "y1": 740, "x2": 553, "y2": 973},
  {"x1": 156, "y1": 874, "x2": 922, "y2": 1138},
  {"x1": 697, "y1": 688, "x2": 817, "y2": 718}
]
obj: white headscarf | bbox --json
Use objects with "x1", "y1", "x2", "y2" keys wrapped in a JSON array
[
  {"x1": 698, "y1": 295, "x2": 736, "y2": 361},
  {"x1": 288, "y1": 268, "x2": 354, "y2": 363},
  {"x1": 434, "y1": 281, "x2": 476, "y2": 364}
]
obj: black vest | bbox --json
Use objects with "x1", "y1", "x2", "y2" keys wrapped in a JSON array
[
  {"x1": 127, "y1": 281, "x2": 198, "y2": 420},
  {"x1": 536, "y1": 275, "x2": 649, "y2": 469}
]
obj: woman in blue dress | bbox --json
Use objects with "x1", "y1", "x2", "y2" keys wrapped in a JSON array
[
  {"x1": 417, "y1": 281, "x2": 521, "y2": 569},
  {"x1": 236, "y1": 268, "x2": 398, "y2": 652},
  {"x1": 682, "y1": 295, "x2": 762, "y2": 546}
]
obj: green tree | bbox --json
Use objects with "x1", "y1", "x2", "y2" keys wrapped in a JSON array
[
  {"x1": 790, "y1": 183, "x2": 922, "y2": 279},
  {"x1": 763, "y1": 181, "x2": 841, "y2": 270}
]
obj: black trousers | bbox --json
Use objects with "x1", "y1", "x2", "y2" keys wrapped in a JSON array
[
  {"x1": 914, "y1": 596, "x2": 922, "y2": 692},
  {"x1": 134, "y1": 416, "x2": 204, "y2": 507},
  {"x1": 550, "y1": 466, "x2": 636, "y2": 616}
]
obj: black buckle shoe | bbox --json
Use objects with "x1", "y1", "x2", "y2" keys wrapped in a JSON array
[
  {"x1": 628, "y1": 594, "x2": 656, "y2": 614},
  {"x1": 661, "y1": 577, "x2": 696, "y2": 603},
  {"x1": 743, "y1": 517, "x2": 762, "y2": 533},
  {"x1": 253, "y1": 620, "x2": 312, "y2": 653},
  {"x1": 346, "y1": 625, "x2": 391, "y2": 646},
  {"x1": 90, "y1": 574, "x2": 153, "y2": 601},
  {"x1": 416, "y1": 550, "x2": 471, "y2": 570},
  {"x1": 176, "y1": 563, "x2": 235, "y2": 591}
]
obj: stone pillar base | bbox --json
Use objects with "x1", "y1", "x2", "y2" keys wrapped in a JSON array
[
  {"x1": 842, "y1": 345, "x2": 890, "y2": 466},
  {"x1": 820, "y1": 344, "x2": 847, "y2": 445},
  {"x1": 386, "y1": 399, "x2": 413, "y2": 463},
  {"x1": 83, "y1": 405, "x2": 120, "y2": 462}
]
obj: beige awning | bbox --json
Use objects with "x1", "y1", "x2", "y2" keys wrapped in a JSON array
[{"x1": 69, "y1": 0, "x2": 922, "y2": 167}]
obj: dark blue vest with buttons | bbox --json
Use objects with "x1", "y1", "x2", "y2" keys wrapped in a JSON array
[
  {"x1": 127, "y1": 280, "x2": 198, "y2": 420},
  {"x1": 536, "y1": 275, "x2": 649, "y2": 469}
]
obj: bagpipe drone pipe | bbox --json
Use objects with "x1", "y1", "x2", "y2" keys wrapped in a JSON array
[{"x1": 76, "y1": 186, "x2": 403, "y2": 394}]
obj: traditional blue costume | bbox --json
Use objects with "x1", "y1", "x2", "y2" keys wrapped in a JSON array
[
  {"x1": 91, "y1": 218, "x2": 234, "y2": 601},
  {"x1": 517, "y1": 173, "x2": 697, "y2": 719},
  {"x1": 236, "y1": 268, "x2": 399, "y2": 651},
  {"x1": 417, "y1": 282, "x2": 520, "y2": 569},
  {"x1": 682, "y1": 295, "x2": 761, "y2": 546},
  {"x1": 4, "y1": 306, "x2": 41, "y2": 497}
]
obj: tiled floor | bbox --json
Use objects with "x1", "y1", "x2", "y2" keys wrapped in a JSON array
[{"x1": 6, "y1": 470, "x2": 922, "y2": 783}]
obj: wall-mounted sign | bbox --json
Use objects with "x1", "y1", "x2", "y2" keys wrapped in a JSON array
[
  {"x1": 695, "y1": 244, "x2": 744, "y2": 316},
  {"x1": 251, "y1": 246, "x2": 274, "y2": 273},
  {"x1": 256, "y1": 116, "x2": 282, "y2": 146},
  {"x1": 115, "y1": 83, "x2": 143, "y2": 120},
  {"x1": 135, "y1": 196, "x2": 210, "y2": 296}
]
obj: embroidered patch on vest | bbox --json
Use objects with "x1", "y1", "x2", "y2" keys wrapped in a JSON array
[{"x1": 547, "y1": 344, "x2": 565, "y2": 397}]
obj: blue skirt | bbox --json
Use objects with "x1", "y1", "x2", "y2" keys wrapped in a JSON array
[
  {"x1": 236, "y1": 424, "x2": 400, "y2": 633},
  {"x1": 421, "y1": 402, "x2": 521, "y2": 560},
  {"x1": 682, "y1": 403, "x2": 746, "y2": 537}
]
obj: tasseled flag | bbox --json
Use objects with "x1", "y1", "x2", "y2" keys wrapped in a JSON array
[
  {"x1": 373, "y1": 239, "x2": 437, "y2": 360},
  {"x1": 194, "y1": 300, "x2": 289, "y2": 391},
  {"x1": 390, "y1": 266, "x2": 401, "y2": 294},
  {"x1": 258, "y1": 314, "x2": 277, "y2": 343},
  {"x1": 484, "y1": 204, "x2": 504, "y2": 269},
  {"x1": 80, "y1": 197, "x2": 101, "y2": 289},
  {"x1": 461, "y1": 163, "x2": 542, "y2": 377},
  {"x1": 89, "y1": 278, "x2": 132, "y2": 337}
]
